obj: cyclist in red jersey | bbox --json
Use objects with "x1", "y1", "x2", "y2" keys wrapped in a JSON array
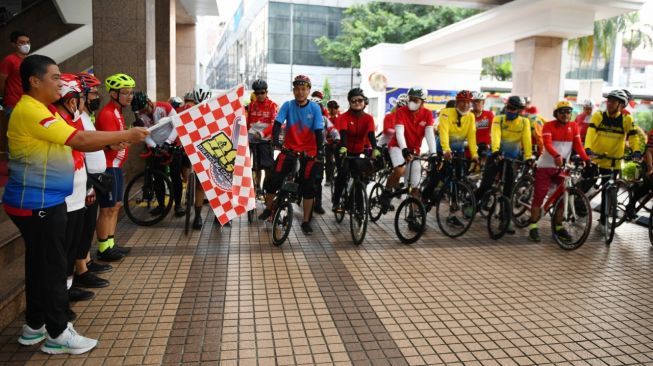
[
  {"x1": 247, "y1": 79, "x2": 278, "y2": 191},
  {"x1": 382, "y1": 86, "x2": 436, "y2": 208},
  {"x1": 471, "y1": 91, "x2": 493, "y2": 159},
  {"x1": 324, "y1": 99, "x2": 341, "y2": 185},
  {"x1": 574, "y1": 99, "x2": 594, "y2": 143},
  {"x1": 332, "y1": 88, "x2": 380, "y2": 211},
  {"x1": 94, "y1": 73, "x2": 136, "y2": 262},
  {"x1": 528, "y1": 101, "x2": 589, "y2": 242}
]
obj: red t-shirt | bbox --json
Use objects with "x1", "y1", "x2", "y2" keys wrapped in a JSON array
[
  {"x1": 96, "y1": 102, "x2": 128, "y2": 168},
  {"x1": 383, "y1": 112, "x2": 396, "y2": 136},
  {"x1": 247, "y1": 98, "x2": 278, "y2": 138},
  {"x1": 474, "y1": 110, "x2": 494, "y2": 145},
  {"x1": 0, "y1": 53, "x2": 24, "y2": 108},
  {"x1": 336, "y1": 110, "x2": 375, "y2": 154},
  {"x1": 389, "y1": 106, "x2": 434, "y2": 153}
]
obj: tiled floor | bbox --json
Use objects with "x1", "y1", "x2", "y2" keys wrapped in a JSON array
[{"x1": 0, "y1": 197, "x2": 652, "y2": 365}]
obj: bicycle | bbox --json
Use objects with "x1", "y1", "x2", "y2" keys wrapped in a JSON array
[
  {"x1": 511, "y1": 158, "x2": 592, "y2": 250},
  {"x1": 332, "y1": 155, "x2": 373, "y2": 245},
  {"x1": 580, "y1": 154, "x2": 627, "y2": 245},
  {"x1": 485, "y1": 156, "x2": 520, "y2": 240},
  {"x1": 367, "y1": 148, "x2": 395, "y2": 222},
  {"x1": 368, "y1": 153, "x2": 427, "y2": 244},
  {"x1": 248, "y1": 139, "x2": 272, "y2": 223},
  {"x1": 270, "y1": 148, "x2": 315, "y2": 246},
  {"x1": 423, "y1": 155, "x2": 477, "y2": 238},
  {"x1": 124, "y1": 145, "x2": 174, "y2": 226}
]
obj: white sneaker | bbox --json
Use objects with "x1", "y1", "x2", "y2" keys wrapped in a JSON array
[
  {"x1": 18, "y1": 324, "x2": 47, "y2": 345},
  {"x1": 40, "y1": 323, "x2": 98, "y2": 355}
]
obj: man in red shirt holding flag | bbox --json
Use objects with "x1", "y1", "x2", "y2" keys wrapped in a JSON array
[{"x1": 247, "y1": 79, "x2": 278, "y2": 192}]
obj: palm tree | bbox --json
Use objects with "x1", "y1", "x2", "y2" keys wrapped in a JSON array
[
  {"x1": 567, "y1": 16, "x2": 625, "y2": 80},
  {"x1": 621, "y1": 12, "x2": 653, "y2": 87}
]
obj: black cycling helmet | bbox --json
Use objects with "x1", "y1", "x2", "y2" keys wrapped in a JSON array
[
  {"x1": 327, "y1": 99, "x2": 339, "y2": 109},
  {"x1": 131, "y1": 91, "x2": 149, "y2": 112},
  {"x1": 621, "y1": 89, "x2": 633, "y2": 101},
  {"x1": 506, "y1": 95, "x2": 525, "y2": 110},
  {"x1": 252, "y1": 79, "x2": 268, "y2": 91},
  {"x1": 347, "y1": 87, "x2": 365, "y2": 101}
]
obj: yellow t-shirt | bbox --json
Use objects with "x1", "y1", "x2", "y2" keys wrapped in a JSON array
[
  {"x1": 584, "y1": 111, "x2": 639, "y2": 169},
  {"x1": 438, "y1": 108, "x2": 478, "y2": 158},
  {"x1": 3, "y1": 94, "x2": 78, "y2": 209},
  {"x1": 491, "y1": 115, "x2": 532, "y2": 160}
]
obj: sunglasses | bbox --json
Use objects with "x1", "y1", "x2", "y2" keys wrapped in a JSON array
[
  {"x1": 350, "y1": 98, "x2": 365, "y2": 104},
  {"x1": 254, "y1": 91, "x2": 267, "y2": 95},
  {"x1": 558, "y1": 109, "x2": 572, "y2": 114}
]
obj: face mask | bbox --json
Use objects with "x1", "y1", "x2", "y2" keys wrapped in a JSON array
[
  {"x1": 408, "y1": 101, "x2": 420, "y2": 111},
  {"x1": 88, "y1": 98, "x2": 100, "y2": 112},
  {"x1": 456, "y1": 108, "x2": 469, "y2": 115},
  {"x1": 18, "y1": 44, "x2": 30, "y2": 54},
  {"x1": 505, "y1": 111, "x2": 519, "y2": 120},
  {"x1": 72, "y1": 108, "x2": 81, "y2": 121}
]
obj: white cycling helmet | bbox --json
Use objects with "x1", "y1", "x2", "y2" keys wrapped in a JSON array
[
  {"x1": 396, "y1": 93, "x2": 409, "y2": 107},
  {"x1": 192, "y1": 84, "x2": 212, "y2": 104},
  {"x1": 582, "y1": 99, "x2": 594, "y2": 108},
  {"x1": 471, "y1": 91, "x2": 485, "y2": 101}
]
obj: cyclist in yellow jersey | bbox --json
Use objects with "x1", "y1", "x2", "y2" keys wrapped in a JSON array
[
  {"x1": 583, "y1": 89, "x2": 641, "y2": 230},
  {"x1": 476, "y1": 96, "x2": 533, "y2": 234},
  {"x1": 423, "y1": 91, "x2": 478, "y2": 223}
]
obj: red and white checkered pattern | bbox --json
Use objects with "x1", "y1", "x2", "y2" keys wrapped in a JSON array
[{"x1": 171, "y1": 85, "x2": 254, "y2": 225}]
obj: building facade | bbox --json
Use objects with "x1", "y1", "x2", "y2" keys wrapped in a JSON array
[{"x1": 205, "y1": 0, "x2": 368, "y2": 100}]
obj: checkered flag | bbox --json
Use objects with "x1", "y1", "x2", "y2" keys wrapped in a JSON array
[{"x1": 171, "y1": 85, "x2": 254, "y2": 225}]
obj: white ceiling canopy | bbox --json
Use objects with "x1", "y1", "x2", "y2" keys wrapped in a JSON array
[{"x1": 179, "y1": 0, "x2": 219, "y2": 17}]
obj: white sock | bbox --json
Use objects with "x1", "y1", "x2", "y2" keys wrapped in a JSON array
[{"x1": 67, "y1": 276, "x2": 73, "y2": 290}]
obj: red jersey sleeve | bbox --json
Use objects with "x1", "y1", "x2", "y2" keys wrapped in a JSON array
[
  {"x1": 571, "y1": 122, "x2": 589, "y2": 160},
  {"x1": 542, "y1": 122, "x2": 559, "y2": 157}
]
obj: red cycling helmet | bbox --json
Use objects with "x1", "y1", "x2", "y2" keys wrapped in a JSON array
[
  {"x1": 455, "y1": 90, "x2": 473, "y2": 101},
  {"x1": 76, "y1": 72, "x2": 101, "y2": 90},
  {"x1": 311, "y1": 90, "x2": 324, "y2": 100},
  {"x1": 293, "y1": 74, "x2": 311, "y2": 88}
]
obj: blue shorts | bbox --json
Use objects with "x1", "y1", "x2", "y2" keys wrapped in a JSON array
[{"x1": 98, "y1": 168, "x2": 124, "y2": 208}]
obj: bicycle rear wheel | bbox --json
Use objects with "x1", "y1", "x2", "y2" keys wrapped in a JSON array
[
  {"x1": 350, "y1": 181, "x2": 368, "y2": 245},
  {"x1": 394, "y1": 196, "x2": 426, "y2": 244},
  {"x1": 272, "y1": 201, "x2": 293, "y2": 246},
  {"x1": 478, "y1": 190, "x2": 495, "y2": 218},
  {"x1": 184, "y1": 173, "x2": 195, "y2": 235},
  {"x1": 334, "y1": 189, "x2": 347, "y2": 224},
  {"x1": 551, "y1": 187, "x2": 592, "y2": 250},
  {"x1": 124, "y1": 170, "x2": 173, "y2": 226},
  {"x1": 511, "y1": 175, "x2": 534, "y2": 228},
  {"x1": 368, "y1": 183, "x2": 384, "y2": 222},
  {"x1": 604, "y1": 186, "x2": 618, "y2": 245},
  {"x1": 435, "y1": 181, "x2": 476, "y2": 238},
  {"x1": 487, "y1": 194, "x2": 510, "y2": 240},
  {"x1": 614, "y1": 180, "x2": 632, "y2": 228}
]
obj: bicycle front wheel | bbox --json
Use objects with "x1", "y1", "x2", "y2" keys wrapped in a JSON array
[
  {"x1": 124, "y1": 170, "x2": 173, "y2": 226},
  {"x1": 367, "y1": 183, "x2": 384, "y2": 222},
  {"x1": 605, "y1": 186, "x2": 618, "y2": 245},
  {"x1": 614, "y1": 179, "x2": 632, "y2": 228},
  {"x1": 272, "y1": 201, "x2": 293, "y2": 246},
  {"x1": 511, "y1": 175, "x2": 534, "y2": 228},
  {"x1": 487, "y1": 194, "x2": 510, "y2": 240},
  {"x1": 435, "y1": 181, "x2": 476, "y2": 238},
  {"x1": 350, "y1": 181, "x2": 368, "y2": 245},
  {"x1": 394, "y1": 196, "x2": 426, "y2": 244},
  {"x1": 551, "y1": 187, "x2": 592, "y2": 250},
  {"x1": 184, "y1": 173, "x2": 195, "y2": 235}
]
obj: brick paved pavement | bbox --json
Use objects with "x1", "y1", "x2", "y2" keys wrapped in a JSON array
[{"x1": 0, "y1": 197, "x2": 652, "y2": 365}]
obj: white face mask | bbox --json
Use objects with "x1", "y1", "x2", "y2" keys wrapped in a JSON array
[
  {"x1": 18, "y1": 44, "x2": 30, "y2": 54},
  {"x1": 408, "y1": 101, "x2": 420, "y2": 111},
  {"x1": 73, "y1": 108, "x2": 81, "y2": 121}
]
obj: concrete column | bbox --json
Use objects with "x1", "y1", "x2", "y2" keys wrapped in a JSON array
[
  {"x1": 512, "y1": 36, "x2": 565, "y2": 119},
  {"x1": 176, "y1": 24, "x2": 196, "y2": 96},
  {"x1": 92, "y1": 0, "x2": 156, "y2": 99},
  {"x1": 155, "y1": 0, "x2": 175, "y2": 101}
]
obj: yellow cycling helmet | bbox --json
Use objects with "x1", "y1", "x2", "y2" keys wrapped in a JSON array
[
  {"x1": 105, "y1": 73, "x2": 136, "y2": 92},
  {"x1": 554, "y1": 100, "x2": 572, "y2": 114}
]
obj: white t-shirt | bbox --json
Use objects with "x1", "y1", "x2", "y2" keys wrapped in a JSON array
[
  {"x1": 66, "y1": 162, "x2": 88, "y2": 212},
  {"x1": 80, "y1": 112, "x2": 107, "y2": 174}
]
